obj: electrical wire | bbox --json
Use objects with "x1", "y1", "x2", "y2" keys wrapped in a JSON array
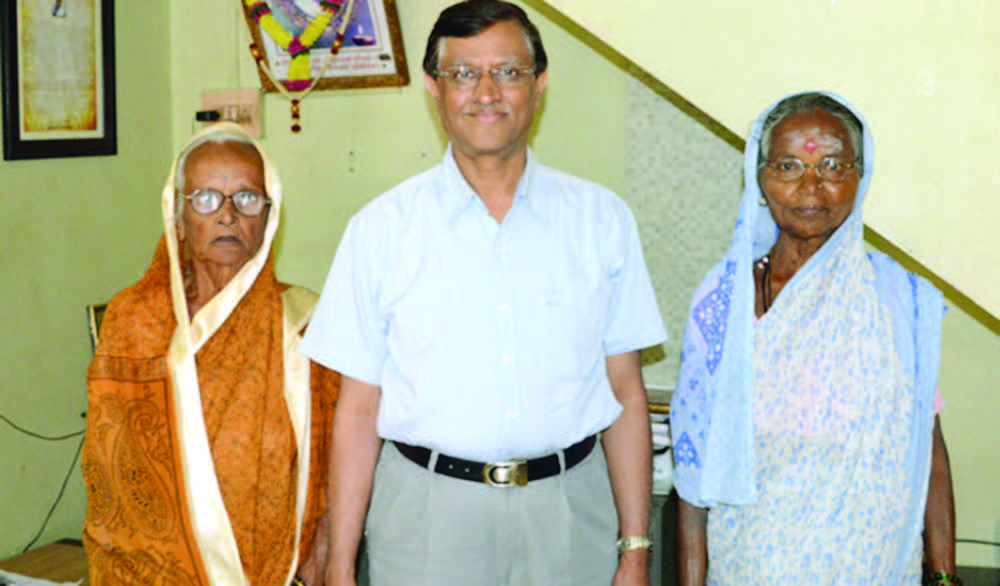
[
  {"x1": 21, "y1": 434, "x2": 85, "y2": 553},
  {"x1": 0, "y1": 412, "x2": 84, "y2": 441}
]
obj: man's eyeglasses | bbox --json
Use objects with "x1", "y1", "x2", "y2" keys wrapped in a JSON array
[
  {"x1": 761, "y1": 156, "x2": 858, "y2": 183},
  {"x1": 433, "y1": 65, "x2": 536, "y2": 89},
  {"x1": 183, "y1": 188, "x2": 271, "y2": 217}
]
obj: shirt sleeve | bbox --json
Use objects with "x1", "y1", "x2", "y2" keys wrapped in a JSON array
[
  {"x1": 601, "y1": 202, "x2": 668, "y2": 356},
  {"x1": 299, "y1": 213, "x2": 387, "y2": 386}
]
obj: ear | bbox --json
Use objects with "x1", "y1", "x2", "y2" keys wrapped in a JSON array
[
  {"x1": 534, "y1": 69, "x2": 548, "y2": 95},
  {"x1": 425, "y1": 73, "x2": 441, "y2": 102},
  {"x1": 175, "y1": 219, "x2": 186, "y2": 244},
  {"x1": 532, "y1": 70, "x2": 548, "y2": 107}
]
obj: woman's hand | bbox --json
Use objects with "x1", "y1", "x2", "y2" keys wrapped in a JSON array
[
  {"x1": 923, "y1": 416, "x2": 957, "y2": 576},
  {"x1": 296, "y1": 510, "x2": 329, "y2": 585},
  {"x1": 677, "y1": 497, "x2": 708, "y2": 586}
]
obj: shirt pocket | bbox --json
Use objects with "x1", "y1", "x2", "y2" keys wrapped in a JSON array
[
  {"x1": 539, "y1": 285, "x2": 606, "y2": 381},
  {"x1": 385, "y1": 292, "x2": 439, "y2": 366}
]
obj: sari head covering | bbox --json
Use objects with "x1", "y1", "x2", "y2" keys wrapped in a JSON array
[
  {"x1": 83, "y1": 123, "x2": 336, "y2": 585},
  {"x1": 670, "y1": 93, "x2": 943, "y2": 583}
]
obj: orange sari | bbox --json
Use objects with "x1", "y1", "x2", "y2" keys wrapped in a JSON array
[{"x1": 82, "y1": 124, "x2": 337, "y2": 585}]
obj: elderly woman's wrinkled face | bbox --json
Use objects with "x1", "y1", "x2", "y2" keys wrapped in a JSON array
[
  {"x1": 177, "y1": 141, "x2": 267, "y2": 273},
  {"x1": 759, "y1": 108, "x2": 859, "y2": 246}
]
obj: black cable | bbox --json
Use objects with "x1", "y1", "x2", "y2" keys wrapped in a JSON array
[
  {"x1": 957, "y1": 538, "x2": 1000, "y2": 548},
  {"x1": 21, "y1": 434, "x2": 85, "y2": 553},
  {"x1": 0, "y1": 412, "x2": 84, "y2": 441}
]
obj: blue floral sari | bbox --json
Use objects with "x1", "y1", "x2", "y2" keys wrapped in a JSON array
[{"x1": 670, "y1": 93, "x2": 943, "y2": 584}]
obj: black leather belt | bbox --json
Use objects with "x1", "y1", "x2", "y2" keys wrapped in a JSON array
[{"x1": 393, "y1": 435, "x2": 597, "y2": 488}]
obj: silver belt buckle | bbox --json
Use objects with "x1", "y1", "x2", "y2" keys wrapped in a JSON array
[{"x1": 482, "y1": 460, "x2": 528, "y2": 487}]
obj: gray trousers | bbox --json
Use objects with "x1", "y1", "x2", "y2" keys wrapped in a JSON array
[{"x1": 364, "y1": 440, "x2": 619, "y2": 586}]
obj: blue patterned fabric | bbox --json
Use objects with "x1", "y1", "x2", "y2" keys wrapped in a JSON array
[
  {"x1": 670, "y1": 93, "x2": 944, "y2": 583},
  {"x1": 692, "y1": 261, "x2": 736, "y2": 375}
]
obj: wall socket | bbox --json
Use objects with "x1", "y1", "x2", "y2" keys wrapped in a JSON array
[{"x1": 200, "y1": 89, "x2": 262, "y2": 138}]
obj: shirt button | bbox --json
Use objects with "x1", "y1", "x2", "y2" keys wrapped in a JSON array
[
  {"x1": 494, "y1": 246, "x2": 502, "y2": 255},
  {"x1": 499, "y1": 302, "x2": 510, "y2": 311},
  {"x1": 507, "y1": 409, "x2": 518, "y2": 418},
  {"x1": 503, "y1": 355, "x2": 514, "y2": 364}
]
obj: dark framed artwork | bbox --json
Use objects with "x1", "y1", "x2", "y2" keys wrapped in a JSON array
[
  {"x1": 1, "y1": 0, "x2": 117, "y2": 160},
  {"x1": 242, "y1": 0, "x2": 409, "y2": 93}
]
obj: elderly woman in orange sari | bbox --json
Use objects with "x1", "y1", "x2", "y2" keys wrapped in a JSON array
[{"x1": 83, "y1": 123, "x2": 338, "y2": 585}]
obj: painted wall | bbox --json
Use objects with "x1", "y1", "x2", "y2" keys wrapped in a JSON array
[
  {"x1": 544, "y1": 0, "x2": 1000, "y2": 322},
  {"x1": 173, "y1": 0, "x2": 998, "y2": 570},
  {"x1": 0, "y1": 0, "x2": 626, "y2": 563},
  {"x1": 540, "y1": 0, "x2": 1000, "y2": 568},
  {"x1": 1, "y1": 0, "x2": 991, "y2": 572},
  {"x1": 0, "y1": 0, "x2": 173, "y2": 558},
  {"x1": 938, "y1": 301, "x2": 1000, "y2": 568},
  {"x1": 170, "y1": 0, "x2": 626, "y2": 293},
  {"x1": 620, "y1": 59, "x2": 1000, "y2": 568}
]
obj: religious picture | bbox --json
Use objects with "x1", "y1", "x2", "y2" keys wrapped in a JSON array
[{"x1": 242, "y1": 0, "x2": 409, "y2": 92}]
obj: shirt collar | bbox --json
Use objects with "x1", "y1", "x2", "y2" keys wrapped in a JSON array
[{"x1": 439, "y1": 144, "x2": 546, "y2": 224}]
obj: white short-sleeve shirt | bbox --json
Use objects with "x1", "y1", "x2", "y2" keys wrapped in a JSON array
[{"x1": 300, "y1": 146, "x2": 667, "y2": 461}]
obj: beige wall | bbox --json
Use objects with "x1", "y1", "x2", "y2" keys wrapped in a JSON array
[
  {"x1": 170, "y1": 0, "x2": 626, "y2": 292},
  {"x1": 938, "y1": 300, "x2": 1000, "y2": 568},
  {"x1": 1, "y1": 0, "x2": 994, "y2": 571},
  {"x1": 0, "y1": 1, "x2": 172, "y2": 558},
  {"x1": 541, "y1": 0, "x2": 1000, "y2": 567},
  {"x1": 0, "y1": 0, "x2": 624, "y2": 560},
  {"x1": 544, "y1": 0, "x2": 1000, "y2": 321}
]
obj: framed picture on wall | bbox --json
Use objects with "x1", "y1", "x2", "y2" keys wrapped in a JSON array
[
  {"x1": 0, "y1": 0, "x2": 117, "y2": 160},
  {"x1": 241, "y1": 0, "x2": 409, "y2": 93}
]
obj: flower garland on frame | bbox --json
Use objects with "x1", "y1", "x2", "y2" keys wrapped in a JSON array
[{"x1": 243, "y1": 0, "x2": 356, "y2": 132}]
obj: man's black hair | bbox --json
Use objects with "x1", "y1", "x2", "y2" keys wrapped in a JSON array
[{"x1": 423, "y1": 0, "x2": 547, "y2": 77}]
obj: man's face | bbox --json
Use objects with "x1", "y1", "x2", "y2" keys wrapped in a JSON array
[{"x1": 425, "y1": 20, "x2": 547, "y2": 162}]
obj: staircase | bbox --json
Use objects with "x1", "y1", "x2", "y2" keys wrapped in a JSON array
[{"x1": 538, "y1": 0, "x2": 1000, "y2": 319}]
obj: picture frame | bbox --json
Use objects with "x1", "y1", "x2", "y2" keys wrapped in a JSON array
[
  {"x1": 241, "y1": 0, "x2": 409, "y2": 93},
  {"x1": 1, "y1": 0, "x2": 117, "y2": 160},
  {"x1": 86, "y1": 303, "x2": 107, "y2": 350}
]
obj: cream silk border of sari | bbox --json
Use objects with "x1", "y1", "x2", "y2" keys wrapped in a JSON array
[{"x1": 159, "y1": 123, "x2": 314, "y2": 586}]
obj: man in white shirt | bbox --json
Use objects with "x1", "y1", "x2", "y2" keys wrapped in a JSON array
[{"x1": 300, "y1": 2, "x2": 666, "y2": 585}]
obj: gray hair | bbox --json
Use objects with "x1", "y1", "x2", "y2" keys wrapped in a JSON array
[
  {"x1": 758, "y1": 93, "x2": 865, "y2": 178},
  {"x1": 173, "y1": 131, "x2": 260, "y2": 215}
]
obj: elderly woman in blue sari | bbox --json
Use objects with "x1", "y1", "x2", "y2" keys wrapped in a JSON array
[{"x1": 670, "y1": 92, "x2": 958, "y2": 585}]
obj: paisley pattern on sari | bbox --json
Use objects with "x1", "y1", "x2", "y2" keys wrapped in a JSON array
[{"x1": 83, "y1": 124, "x2": 337, "y2": 586}]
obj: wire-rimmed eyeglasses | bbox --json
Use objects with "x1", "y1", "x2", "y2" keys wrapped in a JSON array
[
  {"x1": 761, "y1": 156, "x2": 859, "y2": 183},
  {"x1": 183, "y1": 188, "x2": 271, "y2": 217},
  {"x1": 433, "y1": 65, "x2": 536, "y2": 88}
]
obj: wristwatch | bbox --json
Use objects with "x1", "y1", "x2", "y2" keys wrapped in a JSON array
[{"x1": 616, "y1": 535, "x2": 653, "y2": 553}]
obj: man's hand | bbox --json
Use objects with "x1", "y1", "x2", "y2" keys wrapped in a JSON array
[
  {"x1": 613, "y1": 549, "x2": 651, "y2": 585},
  {"x1": 324, "y1": 376, "x2": 382, "y2": 586},
  {"x1": 603, "y1": 351, "x2": 654, "y2": 586}
]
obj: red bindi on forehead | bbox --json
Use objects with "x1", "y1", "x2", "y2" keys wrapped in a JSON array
[{"x1": 772, "y1": 109, "x2": 852, "y2": 159}]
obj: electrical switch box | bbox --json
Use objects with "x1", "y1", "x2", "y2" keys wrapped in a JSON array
[{"x1": 199, "y1": 89, "x2": 262, "y2": 138}]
